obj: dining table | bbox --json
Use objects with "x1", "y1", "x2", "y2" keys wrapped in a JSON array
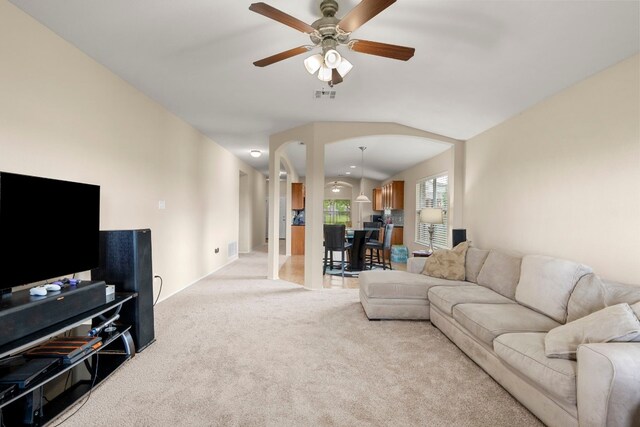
[{"x1": 345, "y1": 227, "x2": 380, "y2": 271}]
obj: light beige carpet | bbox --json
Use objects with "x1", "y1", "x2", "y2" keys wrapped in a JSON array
[{"x1": 55, "y1": 250, "x2": 542, "y2": 426}]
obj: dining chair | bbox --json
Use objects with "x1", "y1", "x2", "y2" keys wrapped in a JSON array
[
  {"x1": 363, "y1": 222, "x2": 381, "y2": 242},
  {"x1": 323, "y1": 224, "x2": 352, "y2": 276},
  {"x1": 365, "y1": 223, "x2": 394, "y2": 270}
]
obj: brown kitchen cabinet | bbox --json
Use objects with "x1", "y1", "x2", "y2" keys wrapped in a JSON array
[
  {"x1": 376, "y1": 181, "x2": 404, "y2": 210},
  {"x1": 292, "y1": 183, "x2": 305, "y2": 210},
  {"x1": 372, "y1": 188, "x2": 383, "y2": 211},
  {"x1": 291, "y1": 225, "x2": 305, "y2": 255},
  {"x1": 380, "y1": 226, "x2": 403, "y2": 246}
]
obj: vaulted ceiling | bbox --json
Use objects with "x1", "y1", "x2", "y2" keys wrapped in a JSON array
[{"x1": 11, "y1": 0, "x2": 639, "y2": 179}]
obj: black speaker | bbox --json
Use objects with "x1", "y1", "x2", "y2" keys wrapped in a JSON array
[
  {"x1": 91, "y1": 229, "x2": 155, "y2": 352},
  {"x1": 452, "y1": 229, "x2": 467, "y2": 248}
]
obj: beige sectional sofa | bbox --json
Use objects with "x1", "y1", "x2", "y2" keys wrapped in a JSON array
[{"x1": 359, "y1": 248, "x2": 640, "y2": 427}]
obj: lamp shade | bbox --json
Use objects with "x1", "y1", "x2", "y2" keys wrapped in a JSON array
[
  {"x1": 336, "y1": 58, "x2": 353, "y2": 77},
  {"x1": 419, "y1": 208, "x2": 443, "y2": 224},
  {"x1": 304, "y1": 54, "x2": 323, "y2": 74},
  {"x1": 317, "y1": 65, "x2": 332, "y2": 82},
  {"x1": 355, "y1": 193, "x2": 371, "y2": 203},
  {"x1": 324, "y1": 49, "x2": 342, "y2": 69}
]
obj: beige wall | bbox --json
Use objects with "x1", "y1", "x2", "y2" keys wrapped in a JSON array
[
  {"x1": 0, "y1": 1, "x2": 266, "y2": 300},
  {"x1": 388, "y1": 150, "x2": 453, "y2": 254},
  {"x1": 464, "y1": 54, "x2": 640, "y2": 284}
]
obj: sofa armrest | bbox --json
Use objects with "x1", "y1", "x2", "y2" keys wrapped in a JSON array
[
  {"x1": 577, "y1": 343, "x2": 640, "y2": 427},
  {"x1": 407, "y1": 257, "x2": 427, "y2": 274}
]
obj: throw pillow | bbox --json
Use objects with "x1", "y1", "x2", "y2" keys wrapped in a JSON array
[
  {"x1": 475, "y1": 250, "x2": 522, "y2": 300},
  {"x1": 421, "y1": 242, "x2": 469, "y2": 281},
  {"x1": 544, "y1": 303, "x2": 640, "y2": 359}
]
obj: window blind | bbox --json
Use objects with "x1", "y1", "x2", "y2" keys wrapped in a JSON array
[{"x1": 415, "y1": 174, "x2": 449, "y2": 248}]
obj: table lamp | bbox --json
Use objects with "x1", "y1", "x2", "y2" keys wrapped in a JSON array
[{"x1": 419, "y1": 208, "x2": 443, "y2": 254}]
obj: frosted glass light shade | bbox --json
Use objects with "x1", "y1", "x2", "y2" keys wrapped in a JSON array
[
  {"x1": 317, "y1": 65, "x2": 332, "y2": 82},
  {"x1": 355, "y1": 193, "x2": 371, "y2": 203},
  {"x1": 336, "y1": 58, "x2": 353, "y2": 77},
  {"x1": 420, "y1": 208, "x2": 443, "y2": 224},
  {"x1": 304, "y1": 54, "x2": 323, "y2": 74},
  {"x1": 324, "y1": 49, "x2": 342, "y2": 69}
]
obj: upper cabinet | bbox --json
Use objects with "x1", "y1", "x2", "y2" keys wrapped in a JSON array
[
  {"x1": 374, "y1": 181, "x2": 404, "y2": 210},
  {"x1": 372, "y1": 188, "x2": 383, "y2": 211},
  {"x1": 292, "y1": 183, "x2": 305, "y2": 210}
]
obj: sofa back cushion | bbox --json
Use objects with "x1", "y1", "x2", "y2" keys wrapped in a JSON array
[
  {"x1": 602, "y1": 280, "x2": 640, "y2": 307},
  {"x1": 566, "y1": 273, "x2": 607, "y2": 323},
  {"x1": 515, "y1": 255, "x2": 592, "y2": 324},
  {"x1": 476, "y1": 250, "x2": 521, "y2": 299},
  {"x1": 465, "y1": 247, "x2": 490, "y2": 283}
]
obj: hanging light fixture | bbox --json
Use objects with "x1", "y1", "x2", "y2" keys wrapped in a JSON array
[
  {"x1": 304, "y1": 47, "x2": 353, "y2": 83},
  {"x1": 331, "y1": 182, "x2": 340, "y2": 193},
  {"x1": 355, "y1": 146, "x2": 371, "y2": 203}
]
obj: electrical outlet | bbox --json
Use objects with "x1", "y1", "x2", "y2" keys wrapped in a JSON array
[
  {"x1": 215, "y1": 248, "x2": 219, "y2": 254},
  {"x1": 158, "y1": 200, "x2": 166, "y2": 210}
]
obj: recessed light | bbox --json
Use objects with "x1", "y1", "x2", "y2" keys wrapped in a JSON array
[
  {"x1": 250, "y1": 150, "x2": 262, "y2": 158},
  {"x1": 345, "y1": 171, "x2": 351, "y2": 175},
  {"x1": 350, "y1": 165, "x2": 357, "y2": 169}
]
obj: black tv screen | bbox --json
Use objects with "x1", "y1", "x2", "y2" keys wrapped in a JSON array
[{"x1": 0, "y1": 172, "x2": 100, "y2": 290}]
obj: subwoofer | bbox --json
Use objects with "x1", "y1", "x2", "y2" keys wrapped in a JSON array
[
  {"x1": 452, "y1": 229, "x2": 467, "y2": 248},
  {"x1": 91, "y1": 229, "x2": 155, "y2": 352}
]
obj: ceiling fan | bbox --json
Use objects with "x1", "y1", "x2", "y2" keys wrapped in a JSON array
[{"x1": 249, "y1": 0, "x2": 415, "y2": 86}]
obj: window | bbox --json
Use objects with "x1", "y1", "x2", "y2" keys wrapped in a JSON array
[
  {"x1": 323, "y1": 199, "x2": 351, "y2": 225},
  {"x1": 415, "y1": 174, "x2": 448, "y2": 248}
]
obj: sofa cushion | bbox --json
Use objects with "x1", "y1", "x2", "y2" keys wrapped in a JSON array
[
  {"x1": 465, "y1": 247, "x2": 490, "y2": 283},
  {"x1": 452, "y1": 303, "x2": 560, "y2": 346},
  {"x1": 602, "y1": 280, "x2": 640, "y2": 306},
  {"x1": 359, "y1": 271, "x2": 467, "y2": 300},
  {"x1": 476, "y1": 250, "x2": 521, "y2": 300},
  {"x1": 545, "y1": 303, "x2": 640, "y2": 359},
  {"x1": 422, "y1": 242, "x2": 469, "y2": 281},
  {"x1": 633, "y1": 302, "x2": 640, "y2": 319},
  {"x1": 428, "y1": 285, "x2": 514, "y2": 316},
  {"x1": 566, "y1": 273, "x2": 607, "y2": 323},
  {"x1": 515, "y1": 255, "x2": 592, "y2": 324},
  {"x1": 494, "y1": 333, "x2": 577, "y2": 405}
]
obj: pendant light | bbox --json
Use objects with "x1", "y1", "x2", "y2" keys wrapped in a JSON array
[
  {"x1": 355, "y1": 146, "x2": 371, "y2": 203},
  {"x1": 331, "y1": 181, "x2": 340, "y2": 193}
]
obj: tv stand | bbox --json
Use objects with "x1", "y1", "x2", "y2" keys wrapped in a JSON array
[{"x1": 0, "y1": 293, "x2": 136, "y2": 426}]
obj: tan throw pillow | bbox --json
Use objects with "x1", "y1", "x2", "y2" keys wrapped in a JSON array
[
  {"x1": 421, "y1": 242, "x2": 469, "y2": 281},
  {"x1": 544, "y1": 303, "x2": 640, "y2": 359}
]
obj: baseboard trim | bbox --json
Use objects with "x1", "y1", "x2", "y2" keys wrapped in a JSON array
[{"x1": 155, "y1": 255, "x2": 240, "y2": 304}]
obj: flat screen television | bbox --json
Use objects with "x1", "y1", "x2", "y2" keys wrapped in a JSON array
[{"x1": 0, "y1": 172, "x2": 100, "y2": 292}]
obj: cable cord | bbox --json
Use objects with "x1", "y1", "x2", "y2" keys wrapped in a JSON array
[
  {"x1": 50, "y1": 353, "x2": 99, "y2": 427},
  {"x1": 153, "y1": 275, "x2": 163, "y2": 306}
]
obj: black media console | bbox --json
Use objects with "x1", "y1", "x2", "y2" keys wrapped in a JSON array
[{"x1": 0, "y1": 289, "x2": 136, "y2": 426}]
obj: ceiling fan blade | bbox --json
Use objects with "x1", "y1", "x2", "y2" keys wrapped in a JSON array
[
  {"x1": 249, "y1": 3, "x2": 316, "y2": 34},
  {"x1": 349, "y1": 39, "x2": 415, "y2": 61},
  {"x1": 253, "y1": 46, "x2": 311, "y2": 67},
  {"x1": 331, "y1": 68, "x2": 344, "y2": 85},
  {"x1": 338, "y1": 0, "x2": 396, "y2": 33}
]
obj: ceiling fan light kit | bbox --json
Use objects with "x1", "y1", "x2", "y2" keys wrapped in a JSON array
[{"x1": 249, "y1": 0, "x2": 415, "y2": 86}]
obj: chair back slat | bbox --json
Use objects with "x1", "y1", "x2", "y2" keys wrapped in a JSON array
[
  {"x1": 324, "y1": 224, "x2": 346, "y2": 250},
  {"x1": 383, "y1": 224, "x2": 394, "y2": 249}
]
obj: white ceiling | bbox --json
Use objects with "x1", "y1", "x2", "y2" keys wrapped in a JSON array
[{"x1": 10, "y1": 0, "x2": 639, "y2": 179}]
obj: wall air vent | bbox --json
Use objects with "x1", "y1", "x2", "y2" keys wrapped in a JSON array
[{"x1": 314, "y1": 89, "x2": 336, "y2": 100}]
